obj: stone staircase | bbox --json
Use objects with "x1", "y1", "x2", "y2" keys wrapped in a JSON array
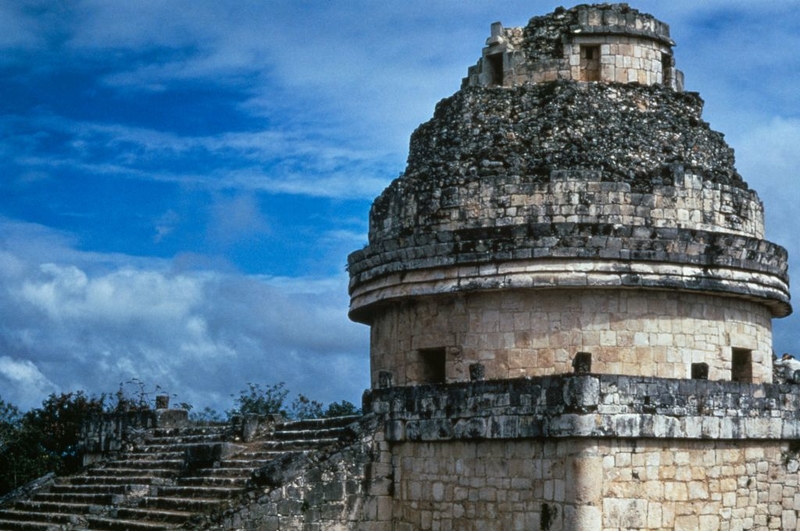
[{"x1": 0, "y1": 415, "x2": 361, "y2": 531}]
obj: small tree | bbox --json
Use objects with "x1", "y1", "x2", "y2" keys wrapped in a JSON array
[
  {"x1": 25, "y1": 391, "x2": 107, "y2": 473},
  {"x1": 323, "y1": 400, "x2": 361, "y2": 418},
  {"x1": 228, "y1": 382, "x2": 289, "y2": 418},
  {"x1": 0, "y1": 392, "x2": 105, "y2": 495},
  {"x1": 0, "y1": 397, "x2": 21, "y2": 448},
  {"x1": 289, "y1": 394, "x2": 324, "y2": 420}
]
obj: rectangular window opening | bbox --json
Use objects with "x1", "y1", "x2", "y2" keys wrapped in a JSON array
[
  {"x1": 486, "y1": 53, "x2": 504, "y2": 86},
  {"x1": 691, "y1": 362, "x2": 709, "y2": 380},
  {"x1": 661, "y1": 52, "x2": 672, "y2": 82},
  {"x1": 580, "y1": 45, "x2": 601, "y2": 82},
  {"x1": 419, "y1": 347, "x2": 447, "y2": 384},
  {"x1": 731, "y1": 348, "x2": 753, "y2": 383}
]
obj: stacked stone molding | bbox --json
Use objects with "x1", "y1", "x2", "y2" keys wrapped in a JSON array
[{"x1": 365, "y1": 375, "x2": 800, "y2": 442}]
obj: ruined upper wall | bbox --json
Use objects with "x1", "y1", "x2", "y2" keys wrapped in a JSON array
[
  {"x1": 349, "y1": 79, "x2": 791, "y2": 321},
  {"x1": 463, "y1": 3, "x2": 683, "y2": 90},
  {"x1": 367, "y1": 82, "x2": 751, "y2": 243}
]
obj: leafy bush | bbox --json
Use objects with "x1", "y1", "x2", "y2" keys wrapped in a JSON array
[
  {"x1": 323, "y1": 400, "x2": 361, "y2": 418},
  {"x1": 227, "y1": 383, "x2": 361, "y2": 420},
  {"x1": 0, "y1": 392, "x2": 105, "y2": 495},
  {"x1": 228, "y1": 382, "x2": 289, "y2": 418},
  {"x1": 0, "y1": 381, "x2": 361, "y2": 496}
]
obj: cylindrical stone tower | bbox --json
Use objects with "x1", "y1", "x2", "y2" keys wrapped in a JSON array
[{"x1": 348, "y1": 3, "x2": 790, "y2": 389}]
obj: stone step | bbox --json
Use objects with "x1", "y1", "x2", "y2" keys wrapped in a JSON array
[
  {"x1": 213, "y1": 458, "x2": 273, "y2": 469},
  {"x1": 175, "y1": 476, "x2": 248, "y2": 488},
  {"x1": 116, "y1": 451, "x2": 184, "y2": 460},
  {"x1": 66, "y1": 476, "x2": 167, "y2": 487},
  {"x1": 82, "y1": 468, "x2": 178, "y2": 478},
  {"x1": 277, "y1": 415, "x2": 361, "y2": 432},
  {"x1": 98, "y1": 459, "x2": 184, "y2": 470},
  {"x1": 114, "y1": 508, "x2": 192, "y2": 525},
  {"x1": 150, "y1": 426, "x2": 227, "y2": 439},
  {"x1": 137, "y1": 496, "x2": 227, "y2": 513},
  {"x1": 30, "y1": 493, "x2": 122, "y2": 505},
  {"x1": 261, "y1": 437, "x2": 339, "y2": 450},
  {"x1": 142, "y1": 436, "x2": 227, "y2": 448},
  {"x1": 0, "y1": 510, "x2": 78, "y2": 525},
  {"x1": 186, "y1": 463, "x2": 267, "y2": 478},
  {"x1": 13, "y1": 501, "x2": 95, "y2": 516},
  {"x1": 154, "y1": 486, "x2": 242, "y2": 500},
  {"x1": 273, "y1": 428, "x2": 348, "y2": 441},
  {"x1": 0, "y1": 519, "x2": 63, "y2": 531},
  {"x1": 143, "y1": 431, "x2": 228, "y2": 447},
  {"x1": 50, "y1": 484, "x2": 132, "y2": 496},
  {"x1": 85, "y1": 516, "x2": 175, "y2": 531}
]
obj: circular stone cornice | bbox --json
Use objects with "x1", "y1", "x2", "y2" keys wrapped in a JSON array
[
  {"x1": 348, "y1": 225, "x2": 790, "y2": 321},
  {"x1": 348, "y1": 257, "x2": 791, "y2": 324}
]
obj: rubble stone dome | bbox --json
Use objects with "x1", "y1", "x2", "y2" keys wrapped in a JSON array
[{"x1": 348, "y1": 79, "x2": 790, "y2": 321}]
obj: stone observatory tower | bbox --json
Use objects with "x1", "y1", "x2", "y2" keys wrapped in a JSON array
[
  {"x1": 349, "y1": 3, "x2": 790, "y2": 388},
  {"x1": 351, "y1": 4, "x2": 800, "y2": 530}
]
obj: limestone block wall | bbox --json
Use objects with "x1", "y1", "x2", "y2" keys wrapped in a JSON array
[
  {"x1": 366, "y1": 376, "x2": 800, "y2": 530},
  {"x1": 369, "y1": 289, "x2": 774, "y2": 387},
  {"x1": 468, "y1": 35, "x2": 675, "y2": 89},
  {"x1": 391, "y1": 439, "x2": 589, "y2": 531},
  {"x1": 366, "y1": 176, "x2": 766, "y2": 249},
  {"x1": 390, "y1": 439, "x2": 799, "y2": 531},
  {"x1": 598, "y1": 440, "x2": 798, "y2": 531}
]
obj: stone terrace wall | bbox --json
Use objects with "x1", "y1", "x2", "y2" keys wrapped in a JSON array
[
  {"x1": 366, "y1": 376, "x2": 800, "y2": 530},
  {"x1": 389, "y1": 438, "x2": 798, "y2": 531}
]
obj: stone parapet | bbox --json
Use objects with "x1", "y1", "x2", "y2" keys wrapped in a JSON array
[{"x1": 365, "y1": 375, "x2": 800, "y2": 442}]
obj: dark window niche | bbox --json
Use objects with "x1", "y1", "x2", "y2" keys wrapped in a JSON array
[
  {"x1": 419, "y1": 348, "x2": 447, "y2": 384},
  {"x1": 731, "y1": 348, "x2": 753, "y2": 383},
  {"x1": 486, "y1": 53, "x2": 504, "y2": 86}
]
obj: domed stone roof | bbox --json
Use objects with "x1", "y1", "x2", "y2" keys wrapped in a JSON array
[
  {"x1": 348, "y1": 4, "x2": 790, "y2": 387},
  {"x1": 349, "y1": 79, "x2": 790, "y2": 321}
]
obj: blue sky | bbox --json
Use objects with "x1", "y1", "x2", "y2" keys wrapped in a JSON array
[{"x1": 1, "y1": 1, "x2": 799, "y2": 412}]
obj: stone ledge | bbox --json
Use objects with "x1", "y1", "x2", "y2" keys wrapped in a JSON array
[
  {"x1": 348, "y1": 226, "x2": 788, "y2": 284},
  {"x1": 348, "y1": 258, "x2": 791, "y2": 322},
  {"x1": 364, "y1": 375, "x2": 800, "y2": 442}
]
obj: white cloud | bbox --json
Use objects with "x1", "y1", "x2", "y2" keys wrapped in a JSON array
[
  {"x1": 0, "y1": 219, "x2": 369, "y2": 412},
  {"x1": 0, "y1": 356, "x2": 58, "y2": 408}
]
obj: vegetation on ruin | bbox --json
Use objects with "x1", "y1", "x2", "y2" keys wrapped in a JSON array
[{"x1": 0, "y1": 382, "x2": 360, "y2": 496}]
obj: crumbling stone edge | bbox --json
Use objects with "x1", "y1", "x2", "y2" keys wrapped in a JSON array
[{"x1": 364, "y1": 374, "x2": 800, "y2": 442}]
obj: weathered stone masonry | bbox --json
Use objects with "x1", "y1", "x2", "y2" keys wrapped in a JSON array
[
  {"x1": 346, "y1": 3, "x2": 798, "y2": 530},
  {"x1": 364, "y1": 376, "x2": 800, "y2": 530}
]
